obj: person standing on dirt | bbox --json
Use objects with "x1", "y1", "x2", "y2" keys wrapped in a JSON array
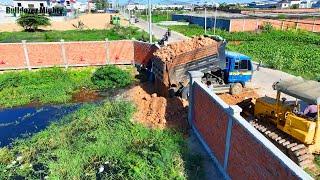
[{"x1": 303, "y1": 104, "x2": 318, "y2": 118}]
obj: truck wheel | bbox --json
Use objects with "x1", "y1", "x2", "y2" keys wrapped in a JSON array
[
  {"x1": 230, "y1": 83, "x2": 242, "y2": 95},
  {"x1": 181, "y1": 86, "x2": 190, "y2": 99},
  {"x1": 169, "y1": 87, "x2": 178, "y2": 98}
]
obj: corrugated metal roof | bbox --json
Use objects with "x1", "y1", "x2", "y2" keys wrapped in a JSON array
[{"x1": 274, "y1": 77, "x2": 320, "y2": 105}]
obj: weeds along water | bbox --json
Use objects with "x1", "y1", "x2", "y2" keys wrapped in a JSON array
[
  {"x1": 0, "y1": 66, "x2": 203, "y2": 179},
  {"x1": 0, "y1": 100, "x2": 199, "y2": 179}
]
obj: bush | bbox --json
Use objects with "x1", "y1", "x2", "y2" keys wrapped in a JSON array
[
  {"x1": 262, "y1": 22, "x2": 273, "y2": 32},
  {"x1": 17, "y1": 13, "x2": 51, "y2": 32},
  {"x1": 92, "y1": 65, "x2": 133, "y2": 89}
]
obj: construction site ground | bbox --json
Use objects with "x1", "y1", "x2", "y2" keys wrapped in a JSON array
[{"x1": 0, "y1": 13, "x2": 129, "y2": 32}]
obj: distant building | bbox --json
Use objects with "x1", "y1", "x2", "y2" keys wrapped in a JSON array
[
  {"x1": 277, "y1": 0, "x2": 302, "y2": 8},
  {"x1": 126, "y1": 3, "x2": 146, "y2": 11},
  {"x1": 299, "y1": 0, "x2": 313, "y2": 8},
  {"x1": 277, "y1": 0, "x2": 290, "y2": 8},
  {"x1": 248, "y1": 1, "x2": 278, "y2": 8},
  {"x1": 13, "y1": 0, "x2": 50, "y2": 9},
  {"x1": 312, "y1": 0, "x2": 320, "y2": 7}
]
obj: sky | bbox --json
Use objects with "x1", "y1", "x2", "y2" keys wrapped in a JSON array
[{"x1": 0, "y1": 0, "x2": 254, "y2": 5}]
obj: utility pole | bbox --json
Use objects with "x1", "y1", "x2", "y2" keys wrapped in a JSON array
[
  {"x1": 204, "y1": 5, "x2": 207, "y2": 34},
  {"x1": 214, "y1": 4, "x2": 217, "y2": 35},
  {"x1": 148, "y1": 0, "x2": 152, "y2": 43}
]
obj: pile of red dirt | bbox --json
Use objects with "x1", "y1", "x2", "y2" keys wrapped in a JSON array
[
  {"x1": 153, "y1": 36, "x2": 218, "y2": 63},
  {"x1": 124, "y1": 84, "x2": 189, "y2": 131},
  {"x1": 218, "y1": 89, "x2": 259, "y2": 105}
]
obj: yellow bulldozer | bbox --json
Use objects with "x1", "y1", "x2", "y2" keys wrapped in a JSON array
[{"x1": 249, "y1": 77, "x2": 320, "y2": 169}]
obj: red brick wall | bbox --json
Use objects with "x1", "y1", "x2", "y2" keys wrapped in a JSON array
[
  {"x1": 108, "y1": 41, "x2": 134, "y2": 64},
  {"x1": 230, "y1": 18, "x2": 320, "y2": 32},
  {"x1": 28, "y1": 43, "x2": 63, "y2": 67},
  {"x1": 191, "y1": 82, "x2": 304, "y2": 179},
  {"x1": 193, "y1": 84, "x2": 228, "y2": 164},
  {"x1": 134, "y1": 41, "x2": 158, "y2": 65},
  {"x1": 0, "y1": 43, "x2": 25, "y2": 69},
  {"x1": 65, "y1": 42, "x2": 106, "y2": 65},
  {"x1": 228, "y1": 122, "x2": 298, "y2": 179},
  {"x1": 0, "y1": 40, "x2": 155, "y2": 70}
]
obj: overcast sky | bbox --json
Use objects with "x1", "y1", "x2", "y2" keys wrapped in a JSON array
[{"x1": 0, "y1": 0, "x2": 253, "y2": 5}]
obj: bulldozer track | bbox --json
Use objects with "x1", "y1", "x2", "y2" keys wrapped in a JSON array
[{"x1": 249, "y1": 118, "x2": 316, "y2": 170}]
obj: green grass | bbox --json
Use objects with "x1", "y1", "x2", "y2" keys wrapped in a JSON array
[
  {"x1": 140, "y1": 14, "x2": 172, "y2": 23},
  {"x1": 138, "y1": 11, "x2": 184, "y2": 23},
  {"x1": 0, "y1": 26, "x2": 150, "y2": 43},
  {"x1": 0, "y1": 100, "x2": 202, "y2": 179},
  {"x1": 168, "y1": 24, "x2": 320, "y2": 80},
  {"x1": 0, "y1": 66, "x2": 134, "y2": 108}
]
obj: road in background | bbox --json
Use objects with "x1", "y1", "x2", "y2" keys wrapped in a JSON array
[{"x1": 133, "y1": 19, "x2": 187, "y2": 43}]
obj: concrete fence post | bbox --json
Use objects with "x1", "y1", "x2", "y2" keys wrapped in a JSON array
[
  {"x1": 60, "y1": 39, "x2": 68, "y2": 69},
  {"x1": 223, "y1": 105, "x2": 242, "y2": 170},
  {"x1": 296, "y1": 19, "x2": 299, "y2": 30},
  {"x1": 281, "y1": 21, "x2": 284, "y2": 30},
  {"x1": 105, "y1": 38, "x2": 110, "y2": 65},
  {"x1": 242, "y1": 19, "x2": 245, "y2": 32},
  {"x1": 22, "y1": 40, "x2": 31, "y2": 71},
  {"x1": 312, "y1": 18, "x2": 316, "y2": 32},
  {"x1": 187, "y1": 71, "x2": 204, "y2": 125},
  {"x1": 256, "y1": 19, "x2": 259, "y2": 31}
]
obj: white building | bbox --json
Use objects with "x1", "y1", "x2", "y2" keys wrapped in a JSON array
[
  {"x1": 126, "y1": 3, "x2": 146, "y2": 11},
  {"x1": 277, "y1": 0, "x2": 302, "y2": 8},
  {"x1": 299, "y1": 0, "x2": 314, "y2": 8},
  {"x1": 13, "y1": 0, "x2": 50, "y2": 9},
  {"x1": 289, "y1": 0, "x2": 302, "y2": 6},
  {"x1": 154, "y1": 4, "x2": 185, "y2": 10}
]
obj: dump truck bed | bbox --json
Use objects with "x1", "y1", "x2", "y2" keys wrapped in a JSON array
[{"x1": 152, "y1": 42, "x2": 225, "y2": 88}]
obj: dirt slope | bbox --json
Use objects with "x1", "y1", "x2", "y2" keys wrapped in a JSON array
[{"x1": 124, "y1": 84, "x2": 188, "y2": 131}]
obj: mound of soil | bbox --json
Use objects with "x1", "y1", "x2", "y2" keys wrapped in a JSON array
[
  {"x1": 218, "y1": 89, "x2": 259, "y2": 105},
  {"x1": 124, "y1": 84, "x2": 188, "y2": 131},
  {"x1": 153, "y1": 36, "x2": 218, "y2": 63}
]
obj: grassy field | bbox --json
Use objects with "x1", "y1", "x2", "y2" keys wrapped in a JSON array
[
  {"x1": 0, "y1": 26, "x2": 150, "y2": 43},
  {"x1": 168, "y1": 25, "x2": 320, "y2": 80},
  {"x1": 0, "y1": 100, "x2": 202, "y2": 179},
  {"x1": 0, "y1": 66, "x2": 133, "y2": 108},
  {"x1": 138, "y1": 11, "x2": 184, "y2": 23}
]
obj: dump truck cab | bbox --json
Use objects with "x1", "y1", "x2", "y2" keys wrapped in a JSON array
[{"x1": 224, "y1": 51, "x2": 253, "y2": 86}]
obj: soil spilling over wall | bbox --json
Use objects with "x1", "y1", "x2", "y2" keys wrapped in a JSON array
[
  {"x1": 153, "y1": 36, "x2": 218, "y2": 64},
  {"x1": 124, "y1": 83, "x2": 189, "y2": 132},
  {"x1": 218, "y1": 89, "x2": 259, "y2": 105}
]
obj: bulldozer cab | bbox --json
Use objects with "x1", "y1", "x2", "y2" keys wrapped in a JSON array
[{"x1": 272, "y1": 77, "x2": 320, "y2": 145}]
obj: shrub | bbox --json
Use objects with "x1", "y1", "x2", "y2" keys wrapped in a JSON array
[
  {"x1": 262, "y1": 22, "x2": 273, "y2": 32},
  {"x1": 91, "y1": 65, "x2": 133, "y2": 89},
  {"x1": 17, "y1": 13, "x2": 51, "y2": 32}
]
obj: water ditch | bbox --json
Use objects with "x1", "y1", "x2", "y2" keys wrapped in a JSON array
[{"x1": 0, "y1": 89, "x2": 122, "y2": 147}]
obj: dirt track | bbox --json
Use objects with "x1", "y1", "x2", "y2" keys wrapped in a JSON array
[{"x1": 0, "y1": 13, "x2": 129, "y2": 32}]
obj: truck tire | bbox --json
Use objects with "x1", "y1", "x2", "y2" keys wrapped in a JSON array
[
  {"x1": 169, "y1": 87, "x2": 178, "y2": 98},
  {"x1": 230, "y1": 83, "x2": 242, "y2": 95},
  {"x1": 181, "y1": 85, "x2": 189, "y2": 99}
]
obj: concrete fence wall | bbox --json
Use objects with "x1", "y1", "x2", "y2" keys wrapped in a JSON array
[
  {"x1": 188, "y1": 71, "x2": 313, "y2": 180},
  {"x1": 0, "y1": 40, "x2": 157, "y2": 71}
]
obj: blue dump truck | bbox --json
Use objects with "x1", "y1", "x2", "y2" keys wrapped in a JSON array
[{"x1": 151, "y1": 35, "x2": 253, "y2": 98}]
